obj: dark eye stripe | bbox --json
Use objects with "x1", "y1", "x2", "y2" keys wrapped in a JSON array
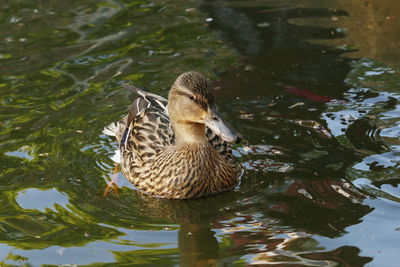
[
  {"x1": 175, "y1": 90, "x2": 207, "y2": 111},
  {"x1": 195, "y1": 99, "x2": 207, "y2": 110}
]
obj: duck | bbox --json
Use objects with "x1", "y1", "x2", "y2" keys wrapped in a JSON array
[{"x1": 104, "y1": 71, "x2": 243, "y2": 199}]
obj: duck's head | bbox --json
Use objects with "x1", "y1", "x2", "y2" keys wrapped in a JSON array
[{"x1": 168, "y1": 71, "x2": 241, "y2": 144}]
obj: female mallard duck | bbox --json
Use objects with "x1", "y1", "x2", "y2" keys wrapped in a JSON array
[{"x1": 104, "y1": 71, "x2": 242, "y2": 199}]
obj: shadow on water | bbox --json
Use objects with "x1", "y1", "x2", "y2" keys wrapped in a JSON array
[{"x1": 0, "y1": 0, "x2": 399, "y2": 266}]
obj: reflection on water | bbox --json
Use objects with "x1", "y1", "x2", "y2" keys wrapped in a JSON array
[
  {"x1": 16, "y1": 188, "x2": 70, "y2": 212},
  {"x1": 0, "y1": 0, "x2": 399, "y2": 266}
]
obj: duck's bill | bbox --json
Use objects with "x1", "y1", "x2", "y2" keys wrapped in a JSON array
[{"x1": 205, "y1": 108, "x2": 242, "y2": 144}]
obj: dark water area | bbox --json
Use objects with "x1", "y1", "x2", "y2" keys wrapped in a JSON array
[{"x1": 1, "y1": 0, "x2": 399, "y2": 266}]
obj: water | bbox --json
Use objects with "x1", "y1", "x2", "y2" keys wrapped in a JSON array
[{"x1": 1, "y1": 0, "x2": 399, "y2": 266}]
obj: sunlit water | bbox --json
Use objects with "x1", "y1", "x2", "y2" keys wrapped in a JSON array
[{"x1": 1, "y1": 0, "x2": 399, "y2": 266}]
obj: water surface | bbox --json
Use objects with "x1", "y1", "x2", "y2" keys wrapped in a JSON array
[{"x1": 1, "y1": 0, "x2": 399, "y2": 266}]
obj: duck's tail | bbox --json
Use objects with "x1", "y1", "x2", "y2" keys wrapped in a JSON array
[
  {"x1": 103, "y1": 121, "x2": 119, "y2": 137},
  {"x1": 103, "y1": 122, "x2": 122, "y2": 163}
]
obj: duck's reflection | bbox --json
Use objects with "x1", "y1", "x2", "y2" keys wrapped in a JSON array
[
  {"x1": 178, "y1": 224, "x2": 219, "y2": 266},
  {"x1": 115, "y1": 175, "x2": 373, "y2": 266}
]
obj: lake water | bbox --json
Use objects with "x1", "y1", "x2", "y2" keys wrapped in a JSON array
[{"x1": 1, "y1": 0, "x2": 399, "y2": 266}]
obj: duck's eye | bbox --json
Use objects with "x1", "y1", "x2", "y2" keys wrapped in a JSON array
[{"x1": 189, "y1": 95, "x2": 195, "y2": 101}]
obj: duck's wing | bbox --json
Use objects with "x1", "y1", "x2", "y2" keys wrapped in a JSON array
[
  {"x1": 104, "y1": 84, "x2": 173, "y2": 163},
  {"x1": 103, "y1": 84, "x2": 234, "y2": 160}
]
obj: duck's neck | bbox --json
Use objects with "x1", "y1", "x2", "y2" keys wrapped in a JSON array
[{"x1": 172, "y1": 122, "x2": 208, "y2": 145}]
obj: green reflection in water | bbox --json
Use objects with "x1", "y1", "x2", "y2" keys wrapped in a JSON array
[{"x1": 0, "y1": 0, "x2": 399, "y2": 266}]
